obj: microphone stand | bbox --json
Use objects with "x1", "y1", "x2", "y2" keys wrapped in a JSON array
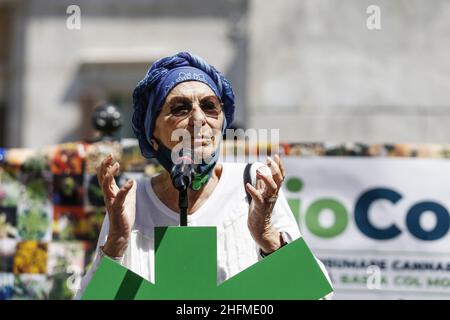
[{"x1": 179, "y1": 188, "x2": 188, "y2": 226}]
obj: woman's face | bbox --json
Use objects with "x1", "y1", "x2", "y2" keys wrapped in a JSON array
[{"x1": 152, "y1": 81, "x2": 224, "y2": 161}]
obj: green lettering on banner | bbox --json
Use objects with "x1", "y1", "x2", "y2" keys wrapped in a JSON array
[
  {"x1": 286, "y1": 177, "x2": 303, "y2": 193},
  {"x1": 427, "y1": 277, "x2": 450, "y2": 288},
  {"x1": 82, "y1": 227, "x2": 333, "y2": 300},
  {"x1": 288, "y1": 199, "x2": 301, "y2": 222},
  {"x1": 286, "y1": 177, "x2": 304, "y2": 222},
  {"x1": 305, "y1": 199, "x2": 348, "y2": 238}
]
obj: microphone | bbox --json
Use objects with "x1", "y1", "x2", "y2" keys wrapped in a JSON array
[
  {"x1": 170, "y1": 148, "x2": 197, "y2": 226},
  {"x1": 170, "y1": 148, "x2": 198, "y2": 191}
]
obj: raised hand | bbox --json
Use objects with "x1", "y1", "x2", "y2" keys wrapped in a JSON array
[
  {"x1": 97, "y1": 154, "x2": 137, "y2": 257},
  {"x1": 245, "y1": 154, "x2": 286, "y2": 254}
]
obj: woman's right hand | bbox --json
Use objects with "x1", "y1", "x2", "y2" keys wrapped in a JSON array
[{"x1": 97, "y1": 154, "x2": 137, "y2": 258}]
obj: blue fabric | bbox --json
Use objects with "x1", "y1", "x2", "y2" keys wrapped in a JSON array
[
  {"x1": 132, "y1": 51, "x2": 235, "y2": 159},
  {"x1": 0, "y1": 148, "x2": 6, "y2": 163}
]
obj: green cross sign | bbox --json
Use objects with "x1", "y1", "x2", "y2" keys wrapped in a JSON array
[{"x1": 81, "y1": 227, "x2": 333, "y2": 300}]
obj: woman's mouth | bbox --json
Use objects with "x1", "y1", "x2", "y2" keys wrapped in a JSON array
[
  {"x1": 192, "y1": 138, "x2": 211, "y2": 146},
  {"x1": 189, "y1": 133, "x2": 214, "y2": 145}
]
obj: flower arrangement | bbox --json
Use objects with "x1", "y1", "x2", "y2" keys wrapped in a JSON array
[{"x1": 13, "y1": 241, "x2": 48, "y2": 274}]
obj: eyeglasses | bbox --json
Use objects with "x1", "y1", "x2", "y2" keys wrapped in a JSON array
[{"x1": 167, "y1": 95, "x2": 223, "y2": 120}]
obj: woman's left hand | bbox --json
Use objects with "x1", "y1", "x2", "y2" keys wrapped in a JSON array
[{"x1": 245, "y1": 154, "x2": 286, "y2": 254}]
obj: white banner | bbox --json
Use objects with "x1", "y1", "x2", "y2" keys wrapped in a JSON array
[{"x1": 282, "y1": 157, "x2": 450, "y2": 299}]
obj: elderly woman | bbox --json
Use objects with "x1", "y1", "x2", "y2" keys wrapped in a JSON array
[{"x1": 75, "y1": 52, "x2": 331, "y2": 299}]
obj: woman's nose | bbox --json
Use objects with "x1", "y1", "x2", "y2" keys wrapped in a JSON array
[{"x1": 189, "y1": 104, "x2": 206, "y2": 125}]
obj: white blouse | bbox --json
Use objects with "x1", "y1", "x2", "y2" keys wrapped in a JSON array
[{"x1": 74, "y1": 162, "x2": 332, "y2": 299}]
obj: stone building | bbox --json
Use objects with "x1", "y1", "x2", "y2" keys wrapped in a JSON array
[{"x1": 0, "y1": 0, "x2": 449, "y2": 148}]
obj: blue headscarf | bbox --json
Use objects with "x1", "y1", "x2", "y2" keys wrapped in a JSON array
[{"x1": 132, "y1": 51, "x2": 235, "y2": 159}]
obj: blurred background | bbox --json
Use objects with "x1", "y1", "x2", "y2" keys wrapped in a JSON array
[
  {"x1": 1, "y1": 0, "x2": 450, "y2": 147},
  {"x1": 1, "y1": 0, "x2": 450, "y2": 300}
]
